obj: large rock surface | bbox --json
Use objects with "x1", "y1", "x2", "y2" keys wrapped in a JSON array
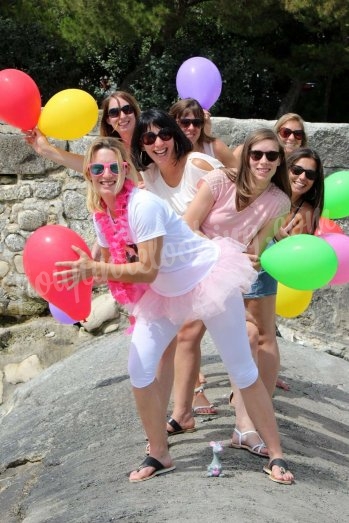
[{"x1": 0, "y1": 329, "x2": 348, "y2": 522}]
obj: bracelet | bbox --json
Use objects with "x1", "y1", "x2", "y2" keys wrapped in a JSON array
[{"x1": 272, "y1": 236, "x2": 279, "y2": 242}]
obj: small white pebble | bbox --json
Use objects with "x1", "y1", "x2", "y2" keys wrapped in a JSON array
[{"x1": 45, "y1": 331, "x2": 56, "y2": 338}]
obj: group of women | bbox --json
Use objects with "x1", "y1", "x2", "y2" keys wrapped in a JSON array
[{"x1": 25, "y1": 91, "x2": 325, "y2": 484}]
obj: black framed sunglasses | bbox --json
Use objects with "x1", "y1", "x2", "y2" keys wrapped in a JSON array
[
  {"x1": 141, "y1": 128, "x2": 174, "y2": 146},
  {"x1": 290, "y1": 164, "x2": 317, "y2": 181},
  {"x1": 279, "y1": 127, "x2": 305, "y2": 141},
  {"x1": 249, "y1": 150, "x2": 280, "y2": 162},
  {"x1": 108, "y1": 104, "x2": 135, "y2": 118},
  {"x1": 179, "y1": 118, "x2": 204, "y2": 129},
  {"x1": 88, "y1": 162, "x2": 120, "y2": 176}
]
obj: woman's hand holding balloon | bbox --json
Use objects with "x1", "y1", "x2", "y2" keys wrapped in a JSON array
[
  {"x1": 24, "y1": 127, "x2": 51, "y2": 157},
  {"x1": 54, "y1": 245, "x2": 95, "y2": 290}
]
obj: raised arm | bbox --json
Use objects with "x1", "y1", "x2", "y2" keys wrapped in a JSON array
[
  {"x1": 25, "y1": 128, "x2": 84, "y2": 172},
  {"x1": 212, "y1": 138, "x2": 240, "y2": 168}
]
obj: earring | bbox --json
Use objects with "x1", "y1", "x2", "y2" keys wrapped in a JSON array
[{"x1": 140, "y1": 151, "x2": 148, "y2": 165}]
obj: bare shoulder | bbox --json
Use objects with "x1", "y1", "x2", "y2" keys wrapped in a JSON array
[{"x1": 191, "y1": 157, "x2": 216, "y2": 171}]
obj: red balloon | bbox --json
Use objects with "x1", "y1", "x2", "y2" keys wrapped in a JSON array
[
  {"x1": 0, "y1": 69, "x2": 41, "y2": 130},
  {"x1": 314, "y1": 216, "x2": 344, "y2": 236},
  {"x1": 23, "y1": 225, "x2": 92, "y2": 320}
]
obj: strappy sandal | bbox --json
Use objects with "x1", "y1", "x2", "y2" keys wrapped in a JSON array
[
  {"x1": 192, "y1": 387, "x2": 218, "y2": 416},
  {"x1": 230, "y1": 428, "x2": 269, "y2": 457}
]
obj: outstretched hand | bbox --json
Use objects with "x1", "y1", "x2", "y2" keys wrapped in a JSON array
[
  {"x1": 54, "y1": 245, "x2": 94, "y2": 290},
  {"x1": 23, "y1": 127, "x2": 49, "y2": 155}
]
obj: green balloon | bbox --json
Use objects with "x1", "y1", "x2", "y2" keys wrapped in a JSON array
[
  {"x1": 323, "y1": 170, "x2": 349, "y2": 219},
  {"x1": 261, "y1": 235, "x2": 338, "y2": 290}
]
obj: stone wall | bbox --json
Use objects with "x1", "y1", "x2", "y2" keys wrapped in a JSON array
[{"x1": 1, "y1": 117, "x2": 348, "y2": 351}]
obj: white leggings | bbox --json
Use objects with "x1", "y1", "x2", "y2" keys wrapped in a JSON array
[{"x1": 128, "y1": 293, "x2": 258, "y2": 389}]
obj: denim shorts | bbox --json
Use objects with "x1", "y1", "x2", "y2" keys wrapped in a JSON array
[{"x1": 243, "y1": 269, "x2": 277, "y2": 299}]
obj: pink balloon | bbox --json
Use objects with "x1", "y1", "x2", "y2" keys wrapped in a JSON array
[
  {"x1": 176, "y1": 57, "x2": 222, "y2": 109},
  {"x1": 49, "y1": 303, "x2": 76, "y2": 325},
  {"x1": 321, "y1": 233, "x2": 349, "y2": 285},
  {"x1": 314, "y1": 217, "x2": 344, "y2": 236}
]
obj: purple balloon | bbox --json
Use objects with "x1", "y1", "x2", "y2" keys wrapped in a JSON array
[
  {"x1": 49, "y1": 302, "x2": 76, "y2": 325},
  {"x1": 176, "y1": 57, "x2": 222, "y2": 109}
]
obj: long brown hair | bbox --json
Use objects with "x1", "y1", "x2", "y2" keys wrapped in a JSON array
[
  {"x1": 99, "y1": 91, "x2": 141, "y2": 138},
  {"x1": 169, "y1": 98, "x2": 215, "y2": 147},
  {"x1": 224, "y1": 128, "x2": 291, "y2": 211},
  {"x1": 287, "y1": 147, "x2": 324, "y2": 232}
]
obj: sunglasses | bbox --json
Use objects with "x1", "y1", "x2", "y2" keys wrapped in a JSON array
[
  {"x1": 290, "y1": 164, "x2": 317, "y2": 181},
  {"x1": 107, "y1": 104, "x2": 135, "y2": 118},
  {"x1": 88, "y1": 162, "x2": 121, "y2": 176},
  {"x1": 249, "y1": 150, "x2": 280, "y2": 162},
  {"x1": 141, "y1": 128, "x2": 174, "y2": 146},
  {"x1": 278, "y1": 127, "x2": 305, "y2": 140},
  {"x1": 179, "y1": 118, "x2": 204, "y2": 129}
]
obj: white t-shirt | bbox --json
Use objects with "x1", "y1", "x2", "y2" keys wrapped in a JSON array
[
  {"x1": 93, "y1": 188, "x2": 219, "y2": 297},
  {"x1": 203, "y1": 141, "x2": 215, "y2": 156},
  {"x1": 141, "y1": 152, "x2": 222, "y2": 216}
]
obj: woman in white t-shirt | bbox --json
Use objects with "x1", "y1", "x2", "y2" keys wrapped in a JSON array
[{"x1": 54, "y1": 136, "x2": 294, "y2": 485}]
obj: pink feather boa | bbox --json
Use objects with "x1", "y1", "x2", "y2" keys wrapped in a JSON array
[{"x1": 94, "y1": 180, "x2": 148, "y2": 308}]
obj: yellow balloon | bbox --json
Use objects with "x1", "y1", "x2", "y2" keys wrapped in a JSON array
[
  {"x1": 38, "y1": 89, "x2": 98, "y2": 140},
  {"x1": 276, "y1": 283, "x2": 313, "y2": 318}
]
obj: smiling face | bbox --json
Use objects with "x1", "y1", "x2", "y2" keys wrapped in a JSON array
[
  {"x1": 106, "y1": 96, "x2": 136, "y2": 138},
  {"x1": 176, "y1": 109, "x2": 203, "y2": 146},
  {"x1": 248, "y1": 139, "x2": 281, "y2": 187},
  {"x1": 278, "y1": 119, "x2": 305, "y2": 155},
  {"x1": 88, "y1": 147, "x2": 125, "y2": 204},
  {"x1": 289, "y1": 156, "x2": 316, "y2": 201},
  {"x1": 141, "y1": 124, "x2": 176, "y2": 167}
]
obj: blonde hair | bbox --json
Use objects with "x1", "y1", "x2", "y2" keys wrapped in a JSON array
[
  {"x1": 84, "y1": 137, "x2": 139, "y2": 212},
  {"x1": 274, "y1": 113, "x2": 308, "y2": 147}
]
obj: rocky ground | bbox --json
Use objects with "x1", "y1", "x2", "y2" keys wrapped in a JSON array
[{"x1": 0, "y1": 312, "x2": 348, "y2": 522}]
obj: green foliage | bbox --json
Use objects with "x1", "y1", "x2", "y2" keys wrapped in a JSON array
[
  {"x1": 1, "y1": 0, "x2": 348, "y2": 121},
  {"x1": 0, "y1": 17, "x2": 82, "y2": 102}
]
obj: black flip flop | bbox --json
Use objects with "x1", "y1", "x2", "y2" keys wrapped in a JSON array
[
  {"x1": 129, "y1": 456, "x2": 176, "y2": 483},
  {"x1": 166, "y1": 417, "x2": 196, "y2": 436},
  {"x1": 263, "y1": 458, "x2": 293, "y2": 485}
]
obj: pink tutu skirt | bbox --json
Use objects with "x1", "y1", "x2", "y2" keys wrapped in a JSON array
[{"x1": 130, "y1": 237, "x2": 257, "y2": 325}]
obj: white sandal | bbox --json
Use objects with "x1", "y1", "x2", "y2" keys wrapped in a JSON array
[{"x1": 230, "y1": 428, "x2": 269, "y2": 457}]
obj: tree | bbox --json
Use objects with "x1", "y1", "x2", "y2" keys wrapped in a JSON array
[{"x1": 1, "y1": 0, "x2": 348, "y2": 120}]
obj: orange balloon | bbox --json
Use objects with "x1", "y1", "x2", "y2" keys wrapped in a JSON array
[{"x1": 23, "y1": 225, "x2": 92, "y2": 320}]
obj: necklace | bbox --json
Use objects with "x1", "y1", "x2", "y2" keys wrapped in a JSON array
[{"x1": 94, "y1": 180, "x2": 148, "y2": 305}]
